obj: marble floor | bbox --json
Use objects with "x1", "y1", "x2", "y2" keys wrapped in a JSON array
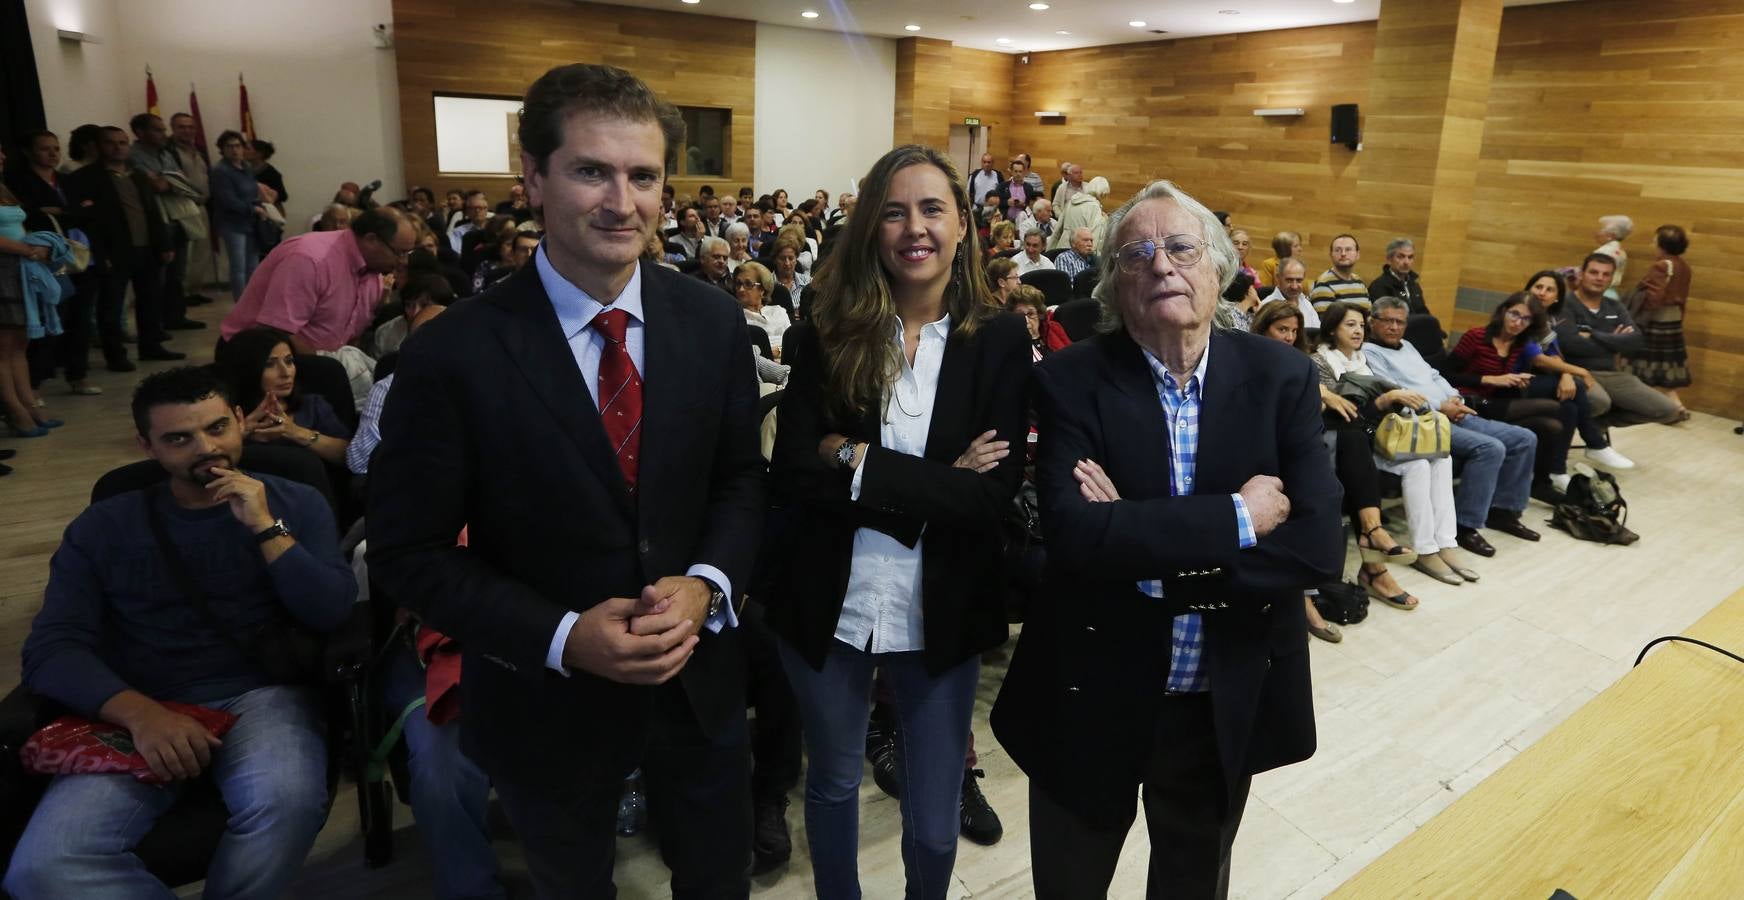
[{"x1": 5, "y1": 296, "x2": 1743, "y2": 898}]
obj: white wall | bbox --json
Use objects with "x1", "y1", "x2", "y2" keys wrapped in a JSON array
[
  {"x1": 753, "y1": 23, "x2": 895, "y2": 202},
  {"x1": 23, "y1": 0, "x2": 402, "y2": 234}
]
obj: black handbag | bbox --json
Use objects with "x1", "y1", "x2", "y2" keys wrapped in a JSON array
[
  {"x1": 144, "y1": 485, "x2": 325, "y2": 684},
  {"x1": 1311, "y1": 580, "x2": 1370, "y2": 626}
]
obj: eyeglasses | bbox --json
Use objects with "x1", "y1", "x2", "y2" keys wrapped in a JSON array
[
  {"x1": 734, "y1": 281, "x2": 761, "y2": 292},
  {"x1": 1371, "y1": 315, "x2": 1407, "y2": 327},
  {"x1": 1504, "y1": 310, "x2": 1532, "y2": 323},
  {"x1": 1116, "y1": 234, "x2": 1207, "y2": 274}
]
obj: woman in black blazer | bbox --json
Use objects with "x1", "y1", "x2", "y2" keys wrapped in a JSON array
[{"x1": 768, "y1": 144, "x2": 1030, "y2": 900}]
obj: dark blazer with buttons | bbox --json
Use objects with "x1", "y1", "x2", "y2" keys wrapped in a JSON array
[
  {"x1": 365, "y1": 261, "x2": 766, "y2": 781},
  {"x1": 61, "y1": 163, "x2": 173, "y2": 270},
  {"x1": 766, "y1": 311, "x2": 1032, "y2": 676},
  {"x1": 990, "y1": 326, "x2": 1344, "y2": 828}
]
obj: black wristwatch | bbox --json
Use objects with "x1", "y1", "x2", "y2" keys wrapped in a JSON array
[
  {"x1": 254, "y1": 519, "x2": 291, "y2": 544},
  {"x1": 700, "y1": 577, "x2": 727, "y2": 619}
]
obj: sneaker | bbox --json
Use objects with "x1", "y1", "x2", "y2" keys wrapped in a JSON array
[
  {"x1": 1584, "y1": 446, "x2": 1635, "y2": 470},
  {"x1": 959, "y1": 768, "x2": 1003, "y2": 845},
  {"x1": 1549, "y1": 472, "x2": 1572, "y2": 493},
  {"x1": 751, "y1": 795, "x2": 792, "y2": 874},
  {"x1": 616, "y1": 770, "x2": 646, "y2": 837}
]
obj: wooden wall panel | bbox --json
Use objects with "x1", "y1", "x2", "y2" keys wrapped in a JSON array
[
  {"x1": 1009, "y1": 24, "x2": 1376, "y2": 274},
  {"x1": 949, "y1": 47, "x2": 1015, "y2": 163},
  {"x1": 1461, "y1": 0, "x2": 1744, "y2": 418},
  {"x1": 894, "y1": 38, "x2": 952, "y2": 150},
  {"x1": 392, "y1": 0, "x2": 756, "y2": 202}
]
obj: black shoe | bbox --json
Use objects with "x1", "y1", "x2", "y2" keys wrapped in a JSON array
[
  {"x1": 164, "y1": 318, "x2": 207, "y2": 330},
  {"x1": 1456, "y1": 527, "x2": 1496, "y2": 558},
  {"x1": 106, "y1": 358, "x2": 137, "y2": 373},
  {"x1": 185, "y1": 294, "x2": 214, "y2": 306},
  {"x1": 138, "y1": 345, "x2": 186, "y2": 362},
  {"x1": 866, "y1": 717, "x2": 903, "y2": 801},
  {"x1": 0, "y1": 448, "x2": 17, "y2": 460},
  {"x1": 959, "y1": 768, "x2": 1003, "y2": 846},
  {"x1": 0, "y1": 463, "x2": 11, "y2": 477},
  {"x1": 751, "y1": 795, "x2": 792, "y2": 875},
  {"x1": 1486, "y1": 509, "x2": 1541, "y2": 542}
]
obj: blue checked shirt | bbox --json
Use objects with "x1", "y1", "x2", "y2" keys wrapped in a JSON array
[{"x1": 1136, "y1": 345, "x2": 1257, "y2": 693}]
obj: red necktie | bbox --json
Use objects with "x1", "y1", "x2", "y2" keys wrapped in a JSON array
[{"x1": 592, "y1": 308, "x2": 643, "y2": 494}]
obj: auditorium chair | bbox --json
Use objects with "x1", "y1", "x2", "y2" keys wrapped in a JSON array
[
  {"x1": 1071, "y1": 269, "x2": 1099, "y2": 299},
  {"x1": 1052, "y1": 298, "x2": 1102, "y2": 342},
  {"x1": 1021, "y1": 269, "x2": 1073, "y2": 309},
  {"x1": 0, "y1": 447, "x2": 387, "y2": 890},
  {"x1": 1043, "y1": 247, "x2": 1068, "y2": 262}
]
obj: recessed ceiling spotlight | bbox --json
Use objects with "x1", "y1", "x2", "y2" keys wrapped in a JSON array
[
  {"x1": 904, "y1": 23, "x2": 921, "y2": 31},
  {"x1": 800, "y1": 9, "x2": 819, "y2": 18},
  {"x1": 1055, "y1": 29, "x2": 1071, "y2": 34},
  {"x1": 996, "y1": 37, "x2": 1012, "y2": 44},
  {"x1": 681, "y1": 0, "x2": 699, "y2": 4},
  {"x1": 1128, "y1": 20, "x2": 1146, "y2": 27},
  {"x1": 1333, "y1": 0, "x2": 1356, "y2": 3},
  {"x1": 1029, "y1": 2, "x2": 1050, "y2": 8},
  {"x1": 1218, "y1": 8, "x2": 1240, "y2": 13}
]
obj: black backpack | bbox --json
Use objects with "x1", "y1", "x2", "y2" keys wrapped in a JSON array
[
  {"x1": 1548, "y1": 463, "x2": 1638, "y2": 545},
  {"x1": 1311, "y1": 580, "x2": 1370, "y2": 626}
]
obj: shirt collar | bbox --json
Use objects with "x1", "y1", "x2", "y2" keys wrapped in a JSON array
[
  {"x1": 889, "y1": 312, "x2": 952, "y2": 343},
  {"x1": 536, "y1": 244, "x2": 644, "y2": 340},
  {"x1": 1142, "y1": 338, "x2": 1211, "y2": 393}
]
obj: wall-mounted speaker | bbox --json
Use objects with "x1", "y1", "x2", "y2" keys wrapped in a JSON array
[
  {"x1": 1330, "y1": 103, "x2": 1359, "y2": 150},
  {"x1": 1332, "y1": 104, "x2": 1360, "y2": 150}
]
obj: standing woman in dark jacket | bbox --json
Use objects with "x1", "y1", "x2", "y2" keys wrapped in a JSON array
[
  {"x1": 210, "y1": 131, "x2": 263, "y2": 299},
  {"x1": 769, "y1": 144, "x2": 1030, "y2": 899}
]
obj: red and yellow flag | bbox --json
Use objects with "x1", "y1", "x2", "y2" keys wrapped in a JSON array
[{"x1": 145, "y1": 67, "x2": 161, "y2": 117}]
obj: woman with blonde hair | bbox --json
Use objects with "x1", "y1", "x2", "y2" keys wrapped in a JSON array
[
  {"x1": 769, "y1": 144, "x2": 1030, "y2": 899},
  {"x1": 986, "y1": 219, "x2": 1018, "y2": 259}
]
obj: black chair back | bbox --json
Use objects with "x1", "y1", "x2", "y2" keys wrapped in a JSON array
[
  {"x1": 748, "y1": 325, "x2": 773, "y2": 361},
  {"x1": 677, "y1": 258, "x2": 702, "y2": 276},
  {"x1": 1043, "y1": 247, "x2": 1068, "y2": 261},
  {"x1": 91, "y1": 445, "x2": 339, "y2": 519},
  {"x1": 293, "y1": 354, "x2": 359, "y2": 432},
  {"x1": 1021, "y1": 269, "x2": 1073, "y2": 309},
  {"x1": 1405, "y1": 313, "x2": 1449, "y2": 368},
  {"x1": 1053, "y1": 298, "x2": 1102, "y2": 342},
  {"x1": 1072, "y1": 269, "x2": 1099, "y2": 299},
  {"x1": 996, "y1": 248, "x2": 1022, "y2": 260}
]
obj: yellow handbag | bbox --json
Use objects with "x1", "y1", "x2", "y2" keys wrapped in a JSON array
[{"x1": 1374, "y1": 407, "x2": 1453, "y2": 461}]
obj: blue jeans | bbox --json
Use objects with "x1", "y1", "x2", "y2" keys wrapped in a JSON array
[
  {"x1": 2, "y1": 686, "x2": 329, "y2": 900},
  {"x1": 382, "y1": 640, "x2": 504, "y2": 900},
  {"x1": 220, "y1": 228, "x2": 259, "y2": 300},
  {"x1": 778, "y1": 638, "x2": 979, "y2": 900},
  {"x1": 1450, "y1": 414, "x2": 1536, "y2": 528}
]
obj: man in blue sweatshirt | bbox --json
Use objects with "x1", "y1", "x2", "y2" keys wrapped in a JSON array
[{"x1": 4, "y1": 366, "x2": 357, "y2": 900}]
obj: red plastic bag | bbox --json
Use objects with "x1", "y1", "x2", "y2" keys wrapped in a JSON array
[{"x1": 20, "y1": 702, "x2": 240, "y2": 784}]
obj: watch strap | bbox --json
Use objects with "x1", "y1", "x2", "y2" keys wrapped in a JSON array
[{"x1": 255, "y1": 519, "x2": 291, "y2": 544}]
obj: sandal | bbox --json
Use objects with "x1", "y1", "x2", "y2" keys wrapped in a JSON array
[
  {"x1": 1357, "y1": 524, "x2": 1417, "y2": 567},
  {"x1": 1359, "y1": 566, "x2": 1419, "y2": 610}
]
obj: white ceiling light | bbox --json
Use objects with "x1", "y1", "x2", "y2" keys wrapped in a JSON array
[
  {"x1": 1218, "y1": 8, "x2": 1240, "y2": 13},
  {"x1": 996, "y1": 37, "x2": 1011, "y2": 44},
  {"x1": 1128, "y1": 20, "x2": 1146, "y2": 27},
  {"x1": 904, "y1": 23, "x2": 921, "y2": 31},
  {"x1": 1055, "y1": 29, "x2": 1071, "y2": 34},
  {"x1": 1333, "y1": 0, "x2": 1356, "y2": 3},
  {"x1": 1028, "y1": 2, "x2": 1050, "y2": 9},
  {"x1": 680, "y1": 0, "x2": 699, "y2": 4},
  {"x1": 800, "y1": 9, "x2": 819, "y2": 18}
]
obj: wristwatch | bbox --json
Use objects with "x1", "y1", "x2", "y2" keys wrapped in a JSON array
[
  {"x1": 833, "y1": 440, "x2": 858, "y2": 470},
  {"x1": 303, "y1": 429, "x2": 321, "y2": 447},
  {"x1": 255, "y1": 519, "x2": 291, "y2": 544},
  {"x1": 700, "y1": 577, "x2": 728, "y2": 619}
]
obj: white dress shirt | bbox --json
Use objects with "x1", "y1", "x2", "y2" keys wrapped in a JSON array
[
  {"x1": 744, "y1": 304, "x2": 791, "y2": 350},
  {"x1": 534, "y1": 247, "x2": 737, "y2": 674},
  {"x1": 837, "y1": 313, "x2": 951, "y2": 653},
  {"x1": 1263, "y1": 287, "x2": 1321, "y2": 330},
  {"x1": 1014, "y1": 251, "x2": 1056, "y2": 276}
]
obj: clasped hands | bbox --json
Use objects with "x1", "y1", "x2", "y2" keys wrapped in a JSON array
[{"x1": 561, "y1": 576, "x2": 710, "y2": 685}]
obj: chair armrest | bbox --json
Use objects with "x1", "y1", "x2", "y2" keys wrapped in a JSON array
[{"x1": 322, "y1": 601, "x2": 375, "y2": 686}]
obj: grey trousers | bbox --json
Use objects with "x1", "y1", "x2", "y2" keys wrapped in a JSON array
[{"x1": 1592, "y1": 370, "x2": 1681, "y2": 424}]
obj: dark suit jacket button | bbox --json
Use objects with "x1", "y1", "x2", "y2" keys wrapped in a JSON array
[
  {"x1": 1261, "y1": 603, "x2": 1271, "y2": 613},
  {"x1": 1067, "y1": 686, "x2": 1080, "y2": 693},
  {"x1": 639, "y1": 539, "x2": 651, "y2": 554}
]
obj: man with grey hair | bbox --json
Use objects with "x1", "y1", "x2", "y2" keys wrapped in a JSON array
[
  {"x1": 1013, "y1": 228, "x2": 1055, "y2": 276},
  {"x1": 1363, "y1": 294, "x2": 1542, "y2": 559},
  {"x1": 694, "y1": 235, "x2": 733, "y2": 295},
  {"x1": 967, "y1": 153, "x2": 1004, "y2": 217},
  {"x1": 1264, "y1": 256, "x2": 1320, "y2": 331},
  {"x1": 1369, "y1": 237, "x2": 1429, "y2": 315},
  {"x1": 1028, "y1": 197, "x2": 1057, "y2": 244},
  {"x1": 1052, "y1": 162, "x2": 1085, "y2": 210},
  {"x1": 993, "y1": 180, "x2": 1342, "y2": 898},
  {"x1": 1054, "y1": 226, "x2": 1097, "y2": 282}
]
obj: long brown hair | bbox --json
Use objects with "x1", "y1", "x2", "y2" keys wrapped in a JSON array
[{"x1": 809, "y1": 144, "x2": 998, "y2": 419}]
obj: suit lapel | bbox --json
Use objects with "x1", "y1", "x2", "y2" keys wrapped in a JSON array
[
  {"x1": 491, "y1": 265, "x2": 633, "y2": 517},
  {"x1": 922, "y1": 324, "x2": 974, "y2": 463},
  {"x1": 1193, "y1": 331, "x2": 1253, "y2": 494},
  {"x1": 1101, "y1": 330, "x2": 1173, "y2": 500}
]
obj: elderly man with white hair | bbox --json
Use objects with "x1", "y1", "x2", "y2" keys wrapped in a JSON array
[
  {"x1": 693, "y1": 235, "x2": 734, "y2": 295},
  {"x1": 992, "y1": 180, "x2": 1343, "y2": 899},
  {"x1": 1053, "y1": 226, "x2": 1098, "y2": 282}
]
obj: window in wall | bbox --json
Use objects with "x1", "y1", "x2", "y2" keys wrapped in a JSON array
[
  {"x1": 433, "y1": 94, "x2": 524, "y2": 175},
  {"x1": 676, "y1": 107, "x2": 730, "y2": 177}
]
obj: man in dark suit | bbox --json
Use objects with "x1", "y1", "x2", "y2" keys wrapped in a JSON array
[
  {"x1": 367, "y1": 63, "x2": 766, "y2": 899},
  {"x1": 63, "y1": 126, "x2": 184, "y2": 366},
  {"x1": 991, "y1": 181, "x2": 1343, "y2": 899}
]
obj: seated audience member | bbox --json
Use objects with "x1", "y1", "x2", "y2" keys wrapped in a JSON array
[
  {"x1": 744, "y1": 206, "x2": 778, "y2": 257},
  {"x1": 1265, "y1": 256, "x2": 1320, "y2": 332},
  {"x1": 718, "y1": 194, "x2": 741, "y2": 225},
  {"x1": 977, "y1": 191, "x2": 1005, "y2": 233},
  {"x1": 411, "y1": 234, "x2": 470, "y2": 301},
  {"x1": 1555, "y1": 252, "x2": 1683, "y2": 425},
  {"x1": 1255, "y1": 230, "x2": 1300, "y2": 292},
  {"x1": 1053, "y1": 226, "x2": 1097, "y2": 282},
  {"x1": 1294, "y1": 301, "x2": 1434, "y2": 605},
  {"x1": 313, "y1": 202, "x2": 353, "y2": 233},
  {"x1": 1444, "y1": 292, "x2": 1631, "y2": 492},
  {"x1": 374, "y1": 273, "x2": 453, "y2": 358},
  {"x1": 1048, "y1": 175, "x2": 1109, "y2": 253},
  {"x1": 1310, "y1": 234, "x2": 1370, "y2": 313},
  {"x1": 828, "y1": 193, "x2": 853, "y2": 225},
  {"x1": 1007, "y1": 284, "x2": 1066, "y2": 363},
  {"x1": 222, "y1": 206, "x2": 414, "y2": 355},
  {"x1": 447, "y1": 190, "x2": 491, "y2": 254},
  {"x1": 459, "y1": 216, "x2": 517, "y2": 279},
  {"x1": 440, "y1": 190, "x2": 465, "y2": 234},
  {"x1": 770, "y1": 237, "x2": 809, "y2": 319},
  {"x1": 1369, "y1": 238, "x2": 1429, "y2": 315},
  {"x1": 471, "y1": 229, "x2": 518, "y2": 294},
  {"x1": 1363, "y1": 296, "x2": 1539, "y2": 563},
  {"x1": 2, "y1": 366, "x2": 354, "y2": 900},
  {"x1": 1026, "y1": 198, "x2": 1057, "y2": 245},
  {"x1": 348, "y1": 305, "x2": 446, "y2": 475},
  {"x1": 773, "y1": 222, "x2": 816, "y2": 272},
  {"x1": 1013, "y1": 229, "x2": 1055, "y2": 275},
  {"x1": 409, "y1": 186, "x2": 443, "y2": 236},
  {"x1": 986, "y1": 220, "x2": 1018, "y2": 259},
  {"x1": 672, "y1": 206, "x2": 706, "y2": 259},
  {"x1": 1007, "y1": 197, "x2": 1036, "y2": 238},
  {"x1": 725, "y1": 221, "x2": 754, "y2": 272},
  {"x1": 1215, "y1": 271, "x2": 1261, "y2": 333},
  {"x1": 1522, "y1": 269, "x2": 1612, "y2": 421},
  {"x1": 694, "y1": 235, "x2": 735, "y2": 295},
  {"x1": 1229, "y1": 228, "x2": 1258, "y2": 285},
  {"x1": 734, "y1": 261, "x2": 790, "y2": 353},
  {"x1": 986, "y1": 257, "x2": 1023, "y2": 307},
  {"x1": 494, "y1": 183, "x2": 532, "y2": 223},
  {"x1": 218, "y1": 327, "x2": 354, "y2": 468}
]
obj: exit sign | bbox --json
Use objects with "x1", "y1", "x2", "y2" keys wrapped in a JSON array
[{"x1": 963, "y1": 117, "x2": 981, "y2": 126}]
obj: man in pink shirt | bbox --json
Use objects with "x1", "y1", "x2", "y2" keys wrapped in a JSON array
[{"x1": 221, "y1": 208, "x2": 414, "y2": 354}]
